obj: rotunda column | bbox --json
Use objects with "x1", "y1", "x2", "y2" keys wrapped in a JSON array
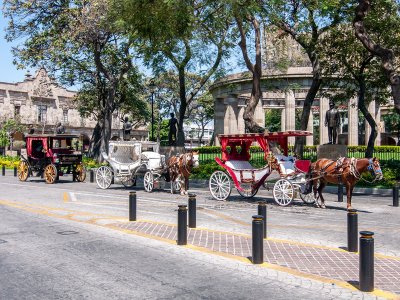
[
  {"x1": 285, "y1": 89, "x2": 295, "y2": 144},
  {"x1": 223, "y1": 96, "x2": 238, "y2": 135},
  {"x1": 306, "y1": 112, "x2": 314, "y2": 145},
  {"x1": 281, "y1": 108, "x2": 286, "y2": 131},
  {"x1": 237, "y1": 98, "x2": 246, "y2": 134},
  {"x1": 348, "y1": 98, "x2": 358, "y2": 145}
]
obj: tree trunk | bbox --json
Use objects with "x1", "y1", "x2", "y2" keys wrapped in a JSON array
[
  {"x1": 235, "y1": 14, "x2": 264, "y2": 133},
  {"x1": 244, "y1": 74, "x2": 264, "y2": 133},
  {"x1": 294, "y1": 77, "x2": 322, "y2": 158},
  {"x1": 177, "y1": 67, "x2": 187, "y2": 146},
  {"x1": 354, "y1": 0, "x2": 400, "y2": 114},
  {"x1": 358, "y1": 79, "x2": 377, "y2": 158}
]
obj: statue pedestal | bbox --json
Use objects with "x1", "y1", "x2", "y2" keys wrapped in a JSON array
[{"x1": 317, "y1": 144, "x2": 347, "y2": 160}]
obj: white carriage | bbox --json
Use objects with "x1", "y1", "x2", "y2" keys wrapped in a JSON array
[
  {"x1": 268, "y1": 131, "x2": 317, "y2": 206},
  {"x1": 95, "y1": 141, "x2": 167, "y2": 190}
]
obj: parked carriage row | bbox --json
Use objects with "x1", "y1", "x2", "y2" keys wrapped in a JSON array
[{"x1": 17, "y1": 131, "x2": 317, "y2": 206}]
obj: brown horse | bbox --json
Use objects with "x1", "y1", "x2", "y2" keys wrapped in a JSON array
[
  {"x1": 312, "y1": 157, "x2": 383, "y2": 209},
  {"x1": 167, "y1": 151, "x2": 199, "y2": 195}
]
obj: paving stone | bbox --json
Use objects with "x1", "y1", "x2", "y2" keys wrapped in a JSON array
[{"x1": 112, "y1": 220, "x2": 400, "y2": 296}]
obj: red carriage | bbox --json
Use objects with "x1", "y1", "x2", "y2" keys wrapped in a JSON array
[
  {"x1": 208, "y1": 131, "x2": 316, "y2": 206},
  {"x1": 18, "y1": 134, "x2": 86, "y2": 184}
]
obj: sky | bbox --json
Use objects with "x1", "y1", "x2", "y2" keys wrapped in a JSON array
[{"x1": 0, "y1": 6, "x2": 35, "y2": 84}]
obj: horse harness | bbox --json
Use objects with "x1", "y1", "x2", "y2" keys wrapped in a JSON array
[{"x1": 169, "y1": 153, "x2": 194, "y2": 178}]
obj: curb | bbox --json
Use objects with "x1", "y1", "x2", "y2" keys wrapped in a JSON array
[{"x1": 188, "y1": 179, "x2": 393, "y2": 196}]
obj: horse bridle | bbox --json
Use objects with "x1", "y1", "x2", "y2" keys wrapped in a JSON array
[{"x1": 182, "y1": 152, "x2": 194, "y2": 174}]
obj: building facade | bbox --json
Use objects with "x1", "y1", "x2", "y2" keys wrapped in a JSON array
[
  {"x1": 210, "y1": 29, "x2": 390, "y2": 146},
  {"x1": 0, "y1": 68, "x2": 148, "y2": 145}
]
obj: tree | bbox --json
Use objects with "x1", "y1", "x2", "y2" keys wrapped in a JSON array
[
  {"x1": 233, "y1": 0, "x2": 265, "y2": 133},
  {"x1": 187, "y1": 90, "x2": 214, "y2": 146},
  {"x1": 0, "y1": 120, "x2": 25, "y2": 150},
  {"x1": 265, "y1": 109, "x2": 281, "y2": 132},
  {"x1": 383, "y1": 110, "x2": 400, "y2": 145},
  {"x1": 3, "y1": 0, "x2": 145, "y2": 160},
  {"x1": 354, "y1": 0, "x2": 400, "y2": 114},
  {"x1": 267, "y1": 0, "x2": 348, "y2": 156},
  {"x1": 319, "y1": 22, "x2": 390, "y2": 157},
  {"x1": 114, "y1": 0, "x2": 233, "y2": 146}
]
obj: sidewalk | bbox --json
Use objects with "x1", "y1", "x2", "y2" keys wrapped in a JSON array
[{"x1": 112, "y1": 219, "x2": 400, "y2": 298}]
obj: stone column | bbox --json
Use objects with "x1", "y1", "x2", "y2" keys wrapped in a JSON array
[
  {"x1": 319, "y1": 98, "x2": 329, "y2": 145},
  {"x1": 237, "y1": 99, "x2": 246, "y2": 134},
  {"x1": 306, "y1": 112, "x2": 314, "y2": 145},
  {"x1": 348, "y1": 98, "x2": 358, "y2": 145},
  {"x1": 214, "y1": 98, "x2": 225, "y2": 144},
  {"x1": 281, "y1": 108, "x2": 286, "y2": 131},
  {"x1": 254, "y1": 98, "x2": 265, "y2": 129},
  {"x1": 285, "y1": 89, "x2": 296, "y2": 144},
  {"x1": 223, "y1": 96, "x2": 238, "y2": 135}
]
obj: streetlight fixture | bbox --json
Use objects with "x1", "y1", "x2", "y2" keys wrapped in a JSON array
[{"x1": 149, "y1": 79, "x2": 156, "y2": 141}]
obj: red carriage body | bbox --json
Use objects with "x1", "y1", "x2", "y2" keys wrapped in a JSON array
[{"x1": 209, "y1": 131, "x2": 313, "y2": 203}]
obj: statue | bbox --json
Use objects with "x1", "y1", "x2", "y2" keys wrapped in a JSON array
[
  {"x1": 55, "y1": 122, "x2": 65, "y2": 134},
  {"x1": 324, "y1": 101, "x2": 340, "y2": 144},
  {"x1": 123, "y1": 116, "x2": 132, "y2": 141},
  {"x1": 168, "y1": 113, "x2": 178, "y2": 146}
]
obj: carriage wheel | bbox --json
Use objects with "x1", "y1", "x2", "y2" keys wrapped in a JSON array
[
  {"x1": 209, "y1": 171, "x2": 231, "y2": 201},
  {"x1": 172, "y1": 180, "x2": 182, "y2": 193},
  {"x1": 273, "y1": 179, "x2": 294, "y2": 206},
  {"x1": 44, "y1": 164, "x2": 57, "y2": 184},
  {"x1": 299, "y1": 181, "x2": 318, "y2": 204},
  {"x1": 237, "y1": 183, "x2": 258, "y2": 198},
  {"x1": 96, "y1": 166, "x2": 113, "y2": 189},
  {"x1": 17, "y1": 160, "x2": 29, "y2": 181},
  {"x1": 75, "y1": 163, "x2": 86, "y2": 182},
  {"x1": 144, "y1": 171, "x2": 154, "y2": 192},
  {"x1": 122, "y1": 175, "x2": 137, "y2": 188}
]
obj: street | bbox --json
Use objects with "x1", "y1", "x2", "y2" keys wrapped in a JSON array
[{"x1": 0, "y1": 174, "x2": 399, "y2": 299}]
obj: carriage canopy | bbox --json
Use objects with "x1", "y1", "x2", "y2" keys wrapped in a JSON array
[{"x1": 217, "y1": 130, "x2": 312, "y2": 161}]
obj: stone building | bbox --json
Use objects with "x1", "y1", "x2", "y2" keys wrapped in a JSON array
[
  {"x1": 210, "y1": 29, "x2": 390, "y2": 146},
  {"x1": 0, "y1": 68, "x2": 148, "y2": 147}
]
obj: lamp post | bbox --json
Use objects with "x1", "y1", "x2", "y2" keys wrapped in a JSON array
[{"x1": 149, "y1": 79, "x2": 155, "y2": 141}]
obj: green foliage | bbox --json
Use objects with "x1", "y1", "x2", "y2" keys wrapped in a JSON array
[
  {"x1": 265, "y1": 109, "x2": 281, "y2": 132},
  {"x1": 190, "y1": 162, "x2": 224, "y2": 179},
  {"x1": 0, "y1": 120, "x2": 25, "y2": 148}
]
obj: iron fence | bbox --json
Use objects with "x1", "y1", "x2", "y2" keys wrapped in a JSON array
[{"x1": 197, "y1": 146, "x2": 400, "y2": 165}]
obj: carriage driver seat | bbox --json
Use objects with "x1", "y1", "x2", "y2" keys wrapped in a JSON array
[{"x1": 31, "y1": 140, "x2": 46, "y2": 160}]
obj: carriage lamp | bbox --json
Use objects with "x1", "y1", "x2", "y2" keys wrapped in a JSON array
[{"x1": 53, "y1": 153, "x2": 59, "y2": 163}]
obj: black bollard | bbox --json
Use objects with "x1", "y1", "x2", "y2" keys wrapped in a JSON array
[
  {"x1": 2, "y1": 165, "x2": 5, "y2": 176},
  {"x1": 252, "y1": 215, "x2": 264, "y2": 264},
  {"x1": 177, "y1": 205, "x2": 187, "y2": 245},
  {"x1": 347, "y1": 209, "x2": 358, "y2": 252},
  {"x1": 14, "y1": 166, "x2": 17, "y2": 177},
  {"x1": 90, "y1": 169, "x2": 94, "y2": 183},
  {"x1": 129, "y1": 191, "x2": 137, "y2": 221},
  {"x1": 338, "y1": 183, "x2": 343, "y2": 202},
  {"x1": 257, "y1": 201, "x2": 267, "y2": 239},
  {"x1": 393, "y1": 185, "x2": 399, "y2": 207},
  {"x1": 359, "y1": 231, "x2": 374, "y2": 292},
  {"x1": 188, "y1": 193, "x2": 196, "y2": 228}
]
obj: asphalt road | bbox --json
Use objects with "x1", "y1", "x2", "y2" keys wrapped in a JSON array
[{"x1": 0, "y1": 174, "x2": 398, "y2": 299}]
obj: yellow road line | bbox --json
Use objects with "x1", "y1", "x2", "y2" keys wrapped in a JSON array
[{"x1": 63, "y1": 192, "x2": 69, "y2": 203}]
